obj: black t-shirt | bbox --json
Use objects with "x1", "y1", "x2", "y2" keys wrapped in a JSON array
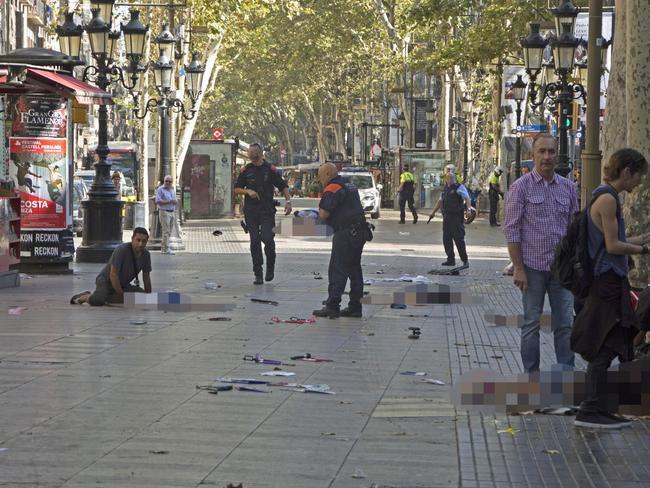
[
  {"x1": 319, "y1": 176, "x2": 365, "y2": 231},
  {"x1": 235, "y1": 161, "x2": 288, "y2": 214}
]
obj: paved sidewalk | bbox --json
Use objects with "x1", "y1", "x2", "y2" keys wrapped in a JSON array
[{"x1": 0, "y1": 213, "x2": 649, "y2": 488}]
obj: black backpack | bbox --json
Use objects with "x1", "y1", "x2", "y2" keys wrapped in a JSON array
[{"x1": 551, "y1": 186, "x2": 620, "y2": 298}]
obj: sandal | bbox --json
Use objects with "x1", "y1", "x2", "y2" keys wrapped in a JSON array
[{"x1": 70, "y1": 291, "x2": 91, "y2": 305}]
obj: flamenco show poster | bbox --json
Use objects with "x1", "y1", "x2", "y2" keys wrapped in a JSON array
[{"x1": 9, "y1": 95, "x2": 68, "y2": 230}]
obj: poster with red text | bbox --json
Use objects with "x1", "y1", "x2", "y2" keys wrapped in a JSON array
[{"x1": 9, "y1": 137, "x2": 67, "y2": 229}]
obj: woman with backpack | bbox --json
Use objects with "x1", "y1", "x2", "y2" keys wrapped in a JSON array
[{"x1": 572, "y1": 148, "x2": 650, "y2": 429}]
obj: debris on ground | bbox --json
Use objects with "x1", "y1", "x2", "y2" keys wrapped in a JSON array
[
  {"x1": 312, "y1": 272, "x2": 323, "y2": 280},
  {"x1": 148, "y1": 450, "x2": 169, "y2": 455},
  {"x1": 8, "y1": 307, "x2": 26, "y2": 315},
  {"x1": 390, "y1": 303, "x2": 407, "y2": 309},
  {"x1": 400, "y1": 371, "x2": 427, "y2": 376},
  {"x1": 543, "y1": 449, "x2": 560, "y2": 455},
  {"x1": 290, "y1": 353, "x2": 333, "y2": 362},
  {"x1": 260, "y1": 371, "x2": 295, "y2": 377},
  {"x1": 204, "y1": 281, "x2": 221, "y2": 289},
  {"x1": 225, "y1": 483, "x2": 243, "y2": 488},
  {"x1": 236, "y1": 386, "x2": 270, "y2": 393},
  {"x1": 214, "y1": 378, "x2": 270, "y2": 385},
  {"x1": 271, "y1": 316, "x2": 316, "y2": 324},
  {"x1": 398, "y1": 232, "x2": 410, "y2": 236},
  {"x1": 212, "y1": 230, "x2": 223, "y2": 236},
  {"x1": 129, "y1": 319, "x2": 147, "y2": 325},
  {"x1": 535, "y1": 407, "x2": 578, "y2": 416},
  {"x1": 196, "y1": 384, "x2": 234, "y2": 394},
  {"x1": 408, "y1": 326, "x2": 421, "y2": 339},
  {"x1": 250, "y1": 298, "x2": 279, "y2": 306},
  {"x1": 280, "y1": 383, "x2": 335, "y2": 394},
  {"x1": 422, "y1": 379, "x2": 445, "y2": 385},
  {"x1": 375, "y1": 270, "x2": 385, "y2": 274},
  {"x1": 243, "y1": 354, "x2": 295, "y2": 366},
  {"x1": 497, "y1": 427, "x2": 519, "y2": 435},
  {"x1": 351, "y1": 468, "x2": 367, "y2": 479},
  {"x1": 208, "y1": 317, "x2": 232, "y2": 321},
  {"x1": 19, "y1": 273, "x2": 32, "y2": 279}
]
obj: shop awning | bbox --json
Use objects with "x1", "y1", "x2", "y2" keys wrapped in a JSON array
[{"x1": 25, "y1": 68, "x2": 113, "y2": 105}]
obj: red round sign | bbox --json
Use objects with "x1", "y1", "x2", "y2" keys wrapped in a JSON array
[{"x1": 212, "y1": 128, "x2": 224, "y2": 140}]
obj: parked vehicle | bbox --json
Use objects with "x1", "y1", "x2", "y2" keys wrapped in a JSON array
[
  {"x1": 339, "y1": 167, "x2": 382, "y2": 219},
  {"x1": 72, "y1": 177, "x2": 88, "y2": 236}
]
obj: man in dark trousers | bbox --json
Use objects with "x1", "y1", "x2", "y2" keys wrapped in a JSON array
[
  {"x1": 398, "y1": 164, "x2": 418, "y2": 224},
  {"x1": 234, "y1": 143, "x2": 292, "y2": 284},
  {"x1": 313, "y1": 163, "x2": 369, "y2": 319},
  {"x1": 69, "y1": 227, "x2": 152, "y2": 305},
  {"x1": 488, "y1": 167, "x2": 504, "y2": 226},
  {"x1": 428, "y1": 172, "x2": 471, "y2": 267}
]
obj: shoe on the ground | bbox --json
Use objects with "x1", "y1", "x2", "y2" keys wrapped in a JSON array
[
  {"x1": 313, "y1": 307, "x2": 340, "y2": 319},
  {"x1": 70, "y1": 291, "x2": 91, "y2": 305},
  {"x1": 413, "y1": 214, "x2": 418, "y2": 224},
  {"x1": 574, "y1": 411, "x2": 632, "y2": 429},
  {"x1": 340, "y1": 307, "x2": 362, "y2": 318},
  {"x1": 441, "y1": 260, "x2": 456, "y2": 266},
  {"x1": 490, "y1": 223, "x2": 501, "y2": 227},
  {"x1": 398, "y1": 220, "x2": 406, "y2": 224},
  {"x1": 254, "y1": 274, "x2": 264, "y2": 285},
  {"x1": 462, "y1": 260, "x2": 469, "y2": 267},
  {"x1": 265, "y1": 266, "x2": 274, "y2": 282},
  {"x1": 604, "y1": 411, "x2": 632, "y2": 424}
]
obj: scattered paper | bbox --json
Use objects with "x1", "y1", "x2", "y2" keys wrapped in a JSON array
[
  {"x1": 422, "y1": 379, "x2": 445, "y2": 385},
  {"x1": 400, "y1": 371, "x2": 427, "y2": 376},
  {"x1": 129, "y1": 319, "x2": 147, "y2": 325},
  {"x1": 399, "y1": 232, "x2": 410, "y2": 236},
  {"x1": 204, "y1": 281, "x2": 221, "y2": 290},
  {"x1": 351, "y1": 468, "x2": 367, "y2": 479},
  {"x1": 497, "y1": 427, "x2": 519, "y2": 435},
  {"x1": 261, "y1": 371, "x2": 295, "y2": 377},
  {"x1": 8, "y1": 307, "x2": 26, "y2": 315},
  {"x1": 543, "y1": 449, "x2": 560, "y2": 455}
]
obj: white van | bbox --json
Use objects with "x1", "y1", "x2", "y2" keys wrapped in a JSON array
[{"x1": 339, "y1": 168, "x2": 382, "y2": 219}]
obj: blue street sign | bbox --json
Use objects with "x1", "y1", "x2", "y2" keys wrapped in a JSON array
[{"x1": 519, "y1": 124, "x2": 546, "y2": 133}]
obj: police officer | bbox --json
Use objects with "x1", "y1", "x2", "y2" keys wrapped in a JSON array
[
  {"x1": 313, "y1": 163, "x2": 368, "y2": 319},
  {"x1": 429, "y1": 172, "x2": 471, "y2": 267},
  {"x1": 488, "y1": 167, "x2": 504, "y2": 226},
  {"x1": 398, "y1": 164, "x2": 418, "y2": 224},
  {"x1": 234, "y1": 143, "x2": 292, "y2": 284}
]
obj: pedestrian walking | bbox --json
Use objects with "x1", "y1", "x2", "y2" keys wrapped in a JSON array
[
  {"x1": 572, "y1": 149, "x2": 650, "y2": 429},
  {"x1": 69, "y1": 227, "x2": 152, "y2": 306},
  {"x1": 428, "y1": 172, "x2": 471, "y2": 267},
  {"x1": 398, "y1": 164, "x2": 418, "y2": 224},
  {"x1": 234, "y1": 143, "x2": 292, "y2": 284},
  {"x1": 155, "y1": 175, "x2": 178, "y2": 255},
  {"x1": 112, "y1": 171, "x2": 123, "y2": 200},
  {"x1": 488, "y1": 168, "x2": 504, "y2": 226},
  {"x1": 504, "y1": 134, "x2": 578, "y2": 373},
  {"x1": 313, "y1": 163, "x2": 370, "y2": 319}
]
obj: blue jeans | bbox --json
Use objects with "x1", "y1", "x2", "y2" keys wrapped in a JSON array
[{"x1": 520, "y1": 265, "x2": 575, "y2": 373}]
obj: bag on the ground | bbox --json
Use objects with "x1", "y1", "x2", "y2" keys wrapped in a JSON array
[{"x1": 551, "y1": 187, "x2": 618, "y2": 299}]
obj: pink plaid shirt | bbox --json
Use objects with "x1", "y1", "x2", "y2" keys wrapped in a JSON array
[{"x1": 503, "y1": 169, "x2": 578, "y2": 271}]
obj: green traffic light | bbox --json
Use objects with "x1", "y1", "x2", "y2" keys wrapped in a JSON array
[{"x1": 565, "y1": 118, "x2": 572, "y2": 128}]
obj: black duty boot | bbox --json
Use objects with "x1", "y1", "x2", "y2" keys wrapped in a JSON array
[
  {"x1": 313, "y1": 307, "x2": 340, "y2": 319},
  {"x1": 265, "y1": 263, "x2": 275, "y2": 282},
  {"x1": 254, "y1": 272, "x2": 264, "y2": 285},
  {"x1": 413, "y1": 213, "x2": 418, "y2": 224},
  {"x1": 441, "y1": 259, "x2": 456, "y2": 266},
  {"x1": 340, "y1": 306, "x2": 362, "y2": 318}
]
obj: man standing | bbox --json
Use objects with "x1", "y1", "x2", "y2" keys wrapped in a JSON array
[
  {"x1": 398, "y1": 164, "x2": 418, "y2": 224},
  {"x1": 70, "y1": 227, "x2": 152, "y2": 306},
  {"x1": 234, "y1": 143, "x2": 292, "y2": 284},
  {"x1": 428, "y1": 173, "x2": 471, "y2": 267},
  {"x1": 488, "y1": 168, "x2": 504, "y2": 226},
  {"x1": 504, "y1": 134, "x2": 578, "y2": 373},
  {"x1": 155, "y1": 175, "x2": 178, "y2": 255},
  {"x1": 313, "y1": 163, "x2": 368, "y2": 318}
]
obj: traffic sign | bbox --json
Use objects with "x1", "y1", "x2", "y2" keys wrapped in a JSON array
[
  {"x1": 212, "y1": 127, "x2": 224, "y2": 141},
  {"x1": 519, "y1": 124, "x2": 546, "y2": 133}
]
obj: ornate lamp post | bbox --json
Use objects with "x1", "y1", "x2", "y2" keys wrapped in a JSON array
[
  {"x1": 425, "y1": 101, "x2": 436, "y2": 149},
  {"x1": 57, "y1": 3, "x2": 148, "y2": 262},
  {"x1": 397, "y1": 111, "x2": 405, "y2": 146},
  {"x1": 520, "y1": 0, "x2": 585, "y2": 178},
  {"x1": 511, "y1": 74, "x2": 527, "y2": 179}
]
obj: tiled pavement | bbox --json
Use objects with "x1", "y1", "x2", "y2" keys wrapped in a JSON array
[{"x1": 1, "y1": 211, "x2": 649, "y2": 487}]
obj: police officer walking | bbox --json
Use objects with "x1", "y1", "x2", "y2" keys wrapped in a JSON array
[
  {"x1": 398, "y1": 164, "x2": 418, "y2": 224},
  {"x1": 429, "y1": 172, "x2": 471, "y2": 267},
  {"x1": 313, "y1": 163, "x2": 370, "y2": 319},
  {"x1": 488, "y1": 167, "x2": 504, "y2": 226},
  {"x1": 234, "y1": 143, "x2": 292, "y2": 284}
]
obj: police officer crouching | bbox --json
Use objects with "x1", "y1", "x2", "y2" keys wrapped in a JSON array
[
  {"x1": 313, "y1": 163, "x2": 372, "y2": 319},
  {"x1": 234, "y1": 143, "x2": 292, "y2": 284}
]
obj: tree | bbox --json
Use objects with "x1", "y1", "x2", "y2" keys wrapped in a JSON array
[{"x1": 600, "y1": 0, "x2": 650, "y2": 287}]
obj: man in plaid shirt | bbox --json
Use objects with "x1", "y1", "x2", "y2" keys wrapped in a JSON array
[{"x1": 504, "y1": 134, "x2": 578, "y2": 373}]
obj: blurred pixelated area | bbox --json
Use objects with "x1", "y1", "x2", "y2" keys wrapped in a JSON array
[{"x1": 124, "y1": 292, "x2": 236, "y2": 312}]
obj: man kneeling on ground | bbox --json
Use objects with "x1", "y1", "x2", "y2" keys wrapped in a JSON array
[{"x1": 70, "y1": 227, "x2": 152, "y2": 305}]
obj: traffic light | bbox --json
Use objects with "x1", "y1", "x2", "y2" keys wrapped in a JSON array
[
  {"x1": 565, "y1": 108, "x2": 573, "y2": 129},
  {"x1": 572, "y1": 101, "x2": 580, "y2": 130}
]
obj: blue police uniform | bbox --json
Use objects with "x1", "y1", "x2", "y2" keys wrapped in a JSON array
[
  {"x1": 235, "y1": 161, "x2": 288, "y2": 280},
  {"x1": 316, "y1": 175, "x2": 367, "y2": 316}
]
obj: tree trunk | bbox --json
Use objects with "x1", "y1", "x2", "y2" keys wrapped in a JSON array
[
  {"x1": 601, "y1": 0, "x2": 650, "y2": 287},
  {"x1": 174, "y1": 34, "x2": 224, "y2": 178}
]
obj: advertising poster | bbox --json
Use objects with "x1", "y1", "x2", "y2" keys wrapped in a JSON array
[
  {"x1": 12, "y1": 95, "x2": 67, "y2": 138},
  {"x1": 9, "y1": 137, "x2": 67, "y2": 229}
]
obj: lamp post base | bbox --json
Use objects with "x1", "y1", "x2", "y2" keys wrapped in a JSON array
[{"x1": 76, "y1": 199, "x2": 124, "y2": 263}]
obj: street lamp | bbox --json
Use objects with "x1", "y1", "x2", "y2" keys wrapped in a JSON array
[
  {"x1": 58, "y1": 4, "x2": 149, "y2": 262},
  {"x1": 397, "y1": 112, "x2": 405, "y2": 146},
  {"x1": 425, "y1": 101, "x2": 436, "y2": 149},
  {"x1": 511, "y1": 75, "x2": 527, "y2": 179},
  {"x1": 520, "y1": 1, "x2": 585, "y2": 178}
]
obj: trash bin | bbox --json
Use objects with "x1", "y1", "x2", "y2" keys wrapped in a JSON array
[{"x1": 123, "y1": 201, "x2": 135, "y2": 229}]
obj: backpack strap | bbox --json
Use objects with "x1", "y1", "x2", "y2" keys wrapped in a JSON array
[{"x1": 129, "y1": 245, "x2": 140, "y2": 288}]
